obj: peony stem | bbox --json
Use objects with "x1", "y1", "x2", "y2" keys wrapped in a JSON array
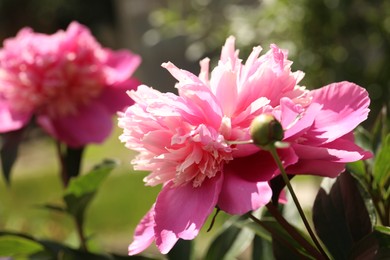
[
  {"x1": 268, "y1": 146, "x2": 330, "y2": 260},
  {"x1": 248, "y1": 213, "x2": 309, "y2": 258},
  {"x1": 264, "y1": 203, "x2": 324, "y2": 259}
]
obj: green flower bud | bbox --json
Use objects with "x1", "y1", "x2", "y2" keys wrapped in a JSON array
[{"x1": 250, "y1": 114, "x2": 284, "y2": 148}]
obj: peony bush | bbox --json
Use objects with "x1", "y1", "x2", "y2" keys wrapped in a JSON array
[
  {"x1": 0, "y1": 25, "x2": 389, "y2": 260},
  {"x1": 118, "y1": 36, "x2": 373, "y2": 256}
]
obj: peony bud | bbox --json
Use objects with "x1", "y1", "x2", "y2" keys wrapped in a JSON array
[{"x1": 250, "y1": 114, "x2": 284, "y2": 148}]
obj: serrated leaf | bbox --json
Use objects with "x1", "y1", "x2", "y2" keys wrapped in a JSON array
[
  {"x1": 64, "y1": 159, "x2": 117, "y2": 220},
  {"x1": 373, "y1": 134, "x2": 390, "y2": 192},
  {"x1": 0, "y1": 128, "x2": 25, "y2": 184},
  {"x1": 312, "y1": 172, "x2": 373, "y2": 259}
]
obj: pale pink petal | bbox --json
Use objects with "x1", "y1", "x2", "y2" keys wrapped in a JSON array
[
  {"x1": 104, "y1": 50, "x2": 142, "y2": 85},
  {"x1": 0, "y1": 101, "x2": 31, "y2": 132},
  {"x1": 218, "y1": 171, "x2": 272, "y2": 214},
  {"x1": 220, "y1": 36, "x2": 240, "y2": 66},
  {"x1": 154, "y1": 174, "x2": 223, "y2": 254},
  {"x1": 128, "y1": 206, "x2": 156, "y2": 255},
  {"x1": 308, "y1": 82, "x2": 370, "y2": 143},
  {"x1": 209, "y1": 66, "x2": 238, "y2": 117},
  {"x1": 178, "y1": 83, "x2": 223, "y2": 130},
  {"x1": 37, "y1": 101, "x2": 112, "y2": 148},
  {"x1": 162, "y1": 62, "x2": 204, "y2": 84},
  {"x1": 98, "y1": 78, "x2": 141, "y2": 113}
]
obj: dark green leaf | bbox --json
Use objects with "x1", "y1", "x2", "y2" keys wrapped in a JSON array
[
  {"x1": 167, "y1": 239, "x2": 192, "y2": 260},
  {"x1": 373, "y1": 133, "x2": 390, "y2": 197},
  {"x1": 312, "y1": 172, "x2": 373, "y2": 259},
  {"x1": 36, "y1": 203, "x2": 67, "y2": 213},
  {"x1": 244, "y1": 216, "x2": 314, "y2": 259},
  {"x1": 252, "y1": 234, "x2": 274, "y2": 260},
  {"x1": 0, "y1": 128, "x2": 25, "y2": 184},
  {"x1": 374, "y1": 226, "x2": 390, "y2": 248},
  {"x1": 205, "y1": 215, "x2": 253, "y2": 260},
  {"x1": 64, "y1": 159, "x2": 117, "y2": 220}
]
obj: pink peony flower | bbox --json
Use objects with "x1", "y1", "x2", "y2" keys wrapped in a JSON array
[
  {"x1": 0, "y1": 21, "x2": 141, "y2": 147},
  {"x1": 118, "y1": 36, "x2": 371, "y2": 255}
]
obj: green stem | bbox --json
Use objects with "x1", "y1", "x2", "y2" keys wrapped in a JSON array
[
  {"x1": 75, "y1": 217, "x2": 88, "y2": 251},
  {"x1": 56, "y1": 142, "x2": 68, "y2": 188},
  {"x1": 265, "y1": 203, "x2": 324, "y2": 259},
  {"x1": 268, "y1": 147, "x2": 330, "y2": 260},
  {"x1": 248, "y1": 214, "x2": 308, "y2": 259}
]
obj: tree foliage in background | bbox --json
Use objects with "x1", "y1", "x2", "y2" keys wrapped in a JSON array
[{"x1": 146, "y1": 0, "x2": 390, "y2": 121}]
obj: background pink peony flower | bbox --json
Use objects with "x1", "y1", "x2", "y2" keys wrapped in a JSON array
[
  {"x1": 118, "y1": 36, "x2": 371, "y2": 255},
  {"x1": 0, "y1": 21, "x2": 141, "y2": 147}
]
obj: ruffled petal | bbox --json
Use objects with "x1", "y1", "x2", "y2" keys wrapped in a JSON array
[
  {"x1": 308, "y1": 82, "x2": 370, "y2": 143},
  {"x1": 154, "y1": 173, "x2": 223, "y2": 254},
  {"x1": 37, "y1": 101, "x2": 112, "y2": 148},
  {"x1": 128, "y1": 205, "x2": 156, "y2": 255}
]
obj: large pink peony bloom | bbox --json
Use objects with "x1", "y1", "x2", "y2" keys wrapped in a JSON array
[
  {"x1": 118, "y1": 36, "x2": 371, "y2": 255},
  {"x1": 0, "y1": 21, "x2": 141, "y2": 147}
]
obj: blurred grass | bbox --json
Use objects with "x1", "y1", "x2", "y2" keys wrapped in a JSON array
[{"x1": 0, "y1": 124, "x2": 161, "y2": 255}]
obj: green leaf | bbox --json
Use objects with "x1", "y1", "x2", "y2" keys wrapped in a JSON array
[
  {"x1": 347, "y1": 160, "x2": 367, "y2": 181},
  {"x1": 36, "y1": 203, "x2": 67, "y2": 213},
  {"x1": 64, "y1": 159, "x2": 117, "y2": 220},
  {"x1": 373, "y1": 133, "x2": 390, "y2": 196},
  {"x1": 354, "y1": 126, "x2": 374, "y2": 153},
  {"x1": 374, "y1": 226, "x2": 390, "y2": 248},
  {"x1": 252, "y1": 234, "x2": 274, "y2": 260},
  {"x1": 167, "y1": 239, "x2": 192, "y2": 260},
  {"x1": 243, "y1": 215, "x2": 314, "y2": 259},
  {"x1": 371, "y1": 105, "x2": 389, "y2": 153},
  {"x1": 0, "y1": 128, "x2": 25, "y2": 184},
  {"x1": 312, "y1": 172, "x2": 373, "y2": 259},
  {"x1": 205, "y1": 215, "x2": 254, "y2": 260},
  {"x1": 0, "y1": 234, "x2": 52, "y2": 259}
]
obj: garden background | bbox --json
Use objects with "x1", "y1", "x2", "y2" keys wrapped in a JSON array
[{"x1": 0, "y1": 0, "x2": 389, "y2": 257}]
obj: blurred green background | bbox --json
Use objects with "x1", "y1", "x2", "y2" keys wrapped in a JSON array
[{"x1": 0, "y1": 0, "x2": 389, "y2": 257}]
